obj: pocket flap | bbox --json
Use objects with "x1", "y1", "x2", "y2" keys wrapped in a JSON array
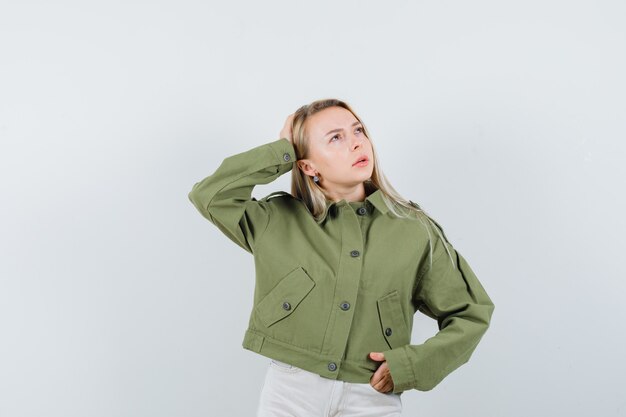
[
  {"x1": 256, "y1": 267, "x2": 316, "y2": 328},
  {"x1": 377, "y1": 290, "x2": 410, "y2": 349}
]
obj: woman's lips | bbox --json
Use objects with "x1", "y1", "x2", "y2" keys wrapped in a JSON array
[{"x1": 353, "y1": 155, "x2": 369, "y2": 166}]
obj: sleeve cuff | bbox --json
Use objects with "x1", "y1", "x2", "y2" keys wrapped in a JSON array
[{"x1": 267, "y1": 137, "x2": 296, "y2": 171}]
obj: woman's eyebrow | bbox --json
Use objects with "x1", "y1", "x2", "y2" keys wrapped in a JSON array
[{"x1": 325, "y1": 121, "x2": 362, "y2": 137}]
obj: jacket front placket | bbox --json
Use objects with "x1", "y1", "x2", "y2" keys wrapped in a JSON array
[{"x1": 319, "y1": 201, "x2": 365, "y2": 379}]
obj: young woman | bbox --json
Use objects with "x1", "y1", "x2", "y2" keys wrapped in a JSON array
[{"x1": 188, "y1": 98, "x2": 495, "y2": 416}]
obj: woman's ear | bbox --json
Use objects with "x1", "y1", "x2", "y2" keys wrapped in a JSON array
[{"x1": 296, "y1": 159, "x2": 317, "y2": 177}]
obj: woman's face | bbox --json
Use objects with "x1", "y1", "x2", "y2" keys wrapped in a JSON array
[{"x1": 298, "y1": 106, "x2": 374, "y2": 192}]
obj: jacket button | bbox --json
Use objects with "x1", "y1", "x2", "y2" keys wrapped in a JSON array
[
  {"x1": 385, "y1": 327, "x2": 393, "y2": 336},
  {"x1": 350, "y1": 250, "x2": 360, "y2": 257},
  {"x1": 340, "y1": 301, "x2": 350, "y2": 311},
  {"x1": 328, "y1": 362, "x2": 337, "y2": 371},
  {"x1": 357, "y1": 207, "x2": 367, "y2": 215},
  {"x1": 282, "y1": 302, "x2": 291, "y2": 310},
  {"x1": 283, "y1": 153, "x2": 291, "y2": 162}
]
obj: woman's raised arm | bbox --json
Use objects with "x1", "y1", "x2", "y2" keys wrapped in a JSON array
[{"x1": 187, "y1": 137, "x2": 296, "y2": 254}]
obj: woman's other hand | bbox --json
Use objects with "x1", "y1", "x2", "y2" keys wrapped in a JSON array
[{"x1": 368, "y1": 352, "x2": 396, "y2": 393}]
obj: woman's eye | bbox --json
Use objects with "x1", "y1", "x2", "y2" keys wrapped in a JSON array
[{"x1": 330, "y1": 127, "x2": 363, "y2": 142}]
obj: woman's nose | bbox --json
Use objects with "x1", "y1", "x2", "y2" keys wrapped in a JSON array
[{"x1": 350, "y1": 135, "x2": 364, "y2": 149}]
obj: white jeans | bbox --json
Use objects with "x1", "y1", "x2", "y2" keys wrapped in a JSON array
[{"x1": 256, "y1": 359, "x2": 403, "y2": 417}]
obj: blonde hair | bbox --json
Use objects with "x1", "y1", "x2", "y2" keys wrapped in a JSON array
[{"x1": 289, "y1": 97, "x2": 455, "y2": 269}]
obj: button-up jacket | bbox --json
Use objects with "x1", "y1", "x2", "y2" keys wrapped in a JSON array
[{"x1": 187, "y1": 137, "x2": 495, "y2": 393}]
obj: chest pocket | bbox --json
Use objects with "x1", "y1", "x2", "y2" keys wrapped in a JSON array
[
  {"x1": 376, "y1": 290, "x2": 411, "y2": 349},
  {"x1": 255, "y1": 266, "x2": 316, "y2": 328}
]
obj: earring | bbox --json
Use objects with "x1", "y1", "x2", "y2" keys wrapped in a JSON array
[{"x1": 313, "y1": 175, "x2": 320, "y2": 183}]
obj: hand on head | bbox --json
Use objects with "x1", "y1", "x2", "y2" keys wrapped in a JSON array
[{"x1": 279, "y1": 113, "x2": 296, "y2": 145}]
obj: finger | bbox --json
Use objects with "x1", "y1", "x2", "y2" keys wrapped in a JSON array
[
  {"x1": 379, "y1": 375, "x2": 393, "y2": 392},
  {"x1": 375, "y1": 377, "x2": 388, "y2": 393},
  {"x1": 372, "y1": 377, "x2": 386, "y2": 392},
  {"x1": 371, "y1": 368, "x2": 383, "y2": 385},
  {"x1": 383, "y1": 382, "x2": 393, "y2": 392}
]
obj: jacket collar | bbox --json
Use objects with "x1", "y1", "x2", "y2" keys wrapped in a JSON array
[{"x1": 316, "y1": 182, "x2": 389, "y2": 224}]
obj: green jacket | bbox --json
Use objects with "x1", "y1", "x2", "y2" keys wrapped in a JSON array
[{"x1": 188, "y1": 137, "x2": 495, "y2": 394}]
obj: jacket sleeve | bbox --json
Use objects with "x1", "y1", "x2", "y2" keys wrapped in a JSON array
[
  {"x1": 187, "y1": 137, "x2": 296, "y2": 254},
  {"x1": 381, "y1": 223, "x2": 495, "y2": 393}
]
